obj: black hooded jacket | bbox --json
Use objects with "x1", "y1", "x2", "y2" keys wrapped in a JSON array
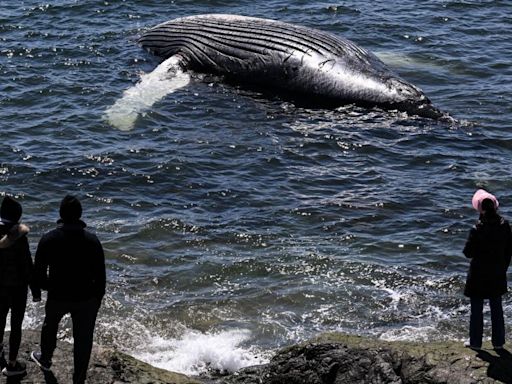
[
  {"x1": 0, "y1": 223, "x2": 40, "y2": 298},
  {"x1": 34, "y1": 220, "x2": 106, "y2": 302},
  {"x1": 463, "y1": 215, "x2": 512, "y2": 298}
]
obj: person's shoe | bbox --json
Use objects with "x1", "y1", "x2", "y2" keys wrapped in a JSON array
[
  {"x1": 2, "y1": 361, "x2": 26, "y2": 377},
  {"x1": 30, "y1": 351, "x2": 51, "y2": 371},
  {"x1": 464, "y1": 340, "x2": 482, "y2": 350},
  {"x1": 493, "y1": 345, "x2": 505, "y2": 350}
]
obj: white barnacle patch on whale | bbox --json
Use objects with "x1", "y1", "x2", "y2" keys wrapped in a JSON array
[{"x1": 105, "y1": 55, "x2": 190, "y2": 131}]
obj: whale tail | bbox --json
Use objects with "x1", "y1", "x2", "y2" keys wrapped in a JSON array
[{"x1": 105, "y1": 55, "x2": 190, "y2": 131}]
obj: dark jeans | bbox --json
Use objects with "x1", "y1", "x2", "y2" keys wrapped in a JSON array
[
  {"x1": 470, "y1": 296, "x2": 505, "y2": 348},
  {"x1": 41, "y1": 297, "x2": 100, "y2": 384},
  {"x1": 0, "y1": 287, "x2": 27, "y2": 362}
]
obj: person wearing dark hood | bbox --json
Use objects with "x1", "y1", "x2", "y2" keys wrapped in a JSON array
[
  {"x1": 463, "y1": 189, "x2": 512, "y2": 350},
  {"x1": 30, "y1": 195, "x2": 106, "y2": 384},
  {"x1": 0, "y1": 196, "x2": 41, "y2": 377}
]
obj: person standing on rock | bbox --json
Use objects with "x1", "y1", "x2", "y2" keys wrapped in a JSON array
[
  {"x1": 463, "y1": 189, "x2": 512, "y2": 350},
  {"x1": 31, "y1": 195, "x2": 106, "y2": 384},
  {"x1": 0, "y1": 196, "x2": 41, "y2": 377}
]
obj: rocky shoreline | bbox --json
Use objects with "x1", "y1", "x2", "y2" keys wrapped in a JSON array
[
  {"x1": 7, "y1": 330, "x2": 512, "y2": 383},
  {"x1": 219, "y1": 333, "x2": 512, "y2": 384},
  {"x1": 7, "y1": 330, "x2": 198, "y2": 384}
]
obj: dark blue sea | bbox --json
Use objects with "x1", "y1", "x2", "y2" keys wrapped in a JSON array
[{"x1": 1, "y1": 0, "x2": 512, "y2": 375}]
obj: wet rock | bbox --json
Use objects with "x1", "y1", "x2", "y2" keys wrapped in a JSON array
[
  {"x1": 4, "y1": 330, "x2": 199, "y2": 384},
  {"x1": 6, "y1": 330, "x2": 512, "y2": 383},
  {"x1": 219, "y1": 333, "x2": 512, "y2": 384}
]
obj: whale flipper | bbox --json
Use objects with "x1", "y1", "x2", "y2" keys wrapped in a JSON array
[{"x1": 105, "y1": 55, "x2": 190, "y2": 131}]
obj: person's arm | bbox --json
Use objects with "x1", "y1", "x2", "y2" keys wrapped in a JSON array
[
  {"x1": 505, "y1": 221, "x2": 512, "y2": 268},
  {"x1": 463, "y1": 227, "x2": 477, "y2": 259},
  {"x1": 33, "y1": 235, "x2": 50, "y2": 292},
  {"x1": 21, "y1": 234, "x2": 41, "y2": 302},
  {"x1": 92, "y1": 236, "x2": 106, "y2": 301}
]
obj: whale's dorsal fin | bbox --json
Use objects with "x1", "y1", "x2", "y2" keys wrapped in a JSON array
[{"x1": 105, "y1": 55, "x2": 190, "y2": 131}]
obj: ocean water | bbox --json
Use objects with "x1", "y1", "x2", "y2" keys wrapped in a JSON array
[{"x1": 1, "y1": 0, "x2": 512, "y2": 376}]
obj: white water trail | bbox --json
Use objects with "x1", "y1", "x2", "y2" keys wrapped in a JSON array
[{"x1": 105, "y1": 55, "x2": 190, "y2": 131}]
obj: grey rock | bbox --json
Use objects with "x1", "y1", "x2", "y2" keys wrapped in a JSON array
[
  {"x1": 3, "y1": 330, "x2": 199, "y2": 384},
  {"x1": 6, "y1": 330, "x2": 512, "y2": 384},
  {"x1": 219, "y1": 343, "x2": 401, "y2": 384},
  {"x1": 218, "y1": 333, "x2": 512, "y2": 384}
]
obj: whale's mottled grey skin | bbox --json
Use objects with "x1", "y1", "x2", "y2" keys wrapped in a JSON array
[{"x1": 139, "y1": 14, "x2": 444, "y2": 119}]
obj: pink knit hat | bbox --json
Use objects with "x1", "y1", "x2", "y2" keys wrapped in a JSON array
[{"x1": 472, "y1": 189, "x2": 499, "y2": 213}]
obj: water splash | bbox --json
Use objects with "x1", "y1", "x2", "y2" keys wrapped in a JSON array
[
  {"x1": 133, "y1": 328, "x2": 269, "y2": 376},
  {"x1": 105, "y1": 55, "x2": 190, "y2": 131}
]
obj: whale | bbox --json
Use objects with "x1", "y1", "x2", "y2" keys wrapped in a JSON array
[{"x1": 137, "y1": 14, "x2": 447, "y2": 120}]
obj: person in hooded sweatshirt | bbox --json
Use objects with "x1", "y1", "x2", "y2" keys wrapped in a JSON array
[
  {"x1": 463, "y1": 189, "x2": 512, "y2": 350},
  {"x1": 0, "y1": 196, "x2": 41, "y2": 377},
  {"x1": 31, "y1": 195, "x2": 105, "y2": 384}
]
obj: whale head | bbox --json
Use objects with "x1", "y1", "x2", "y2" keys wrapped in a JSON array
[
  {"x1": 386, "y1": 77, "x2": 427, "y2": 104},
  {"x1": 384, "y1": 77, "x2": 447, "y2": 120}
]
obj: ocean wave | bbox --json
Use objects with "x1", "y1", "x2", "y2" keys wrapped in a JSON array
[{"x1": 132, "y1": 328, "x2": 269, "y2": 376}]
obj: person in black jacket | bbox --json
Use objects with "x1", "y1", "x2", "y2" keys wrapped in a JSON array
[
  {"x1": 0, "y1": 196, "x2": 41, "y2": 377},
  {"x1": 463, "y1": 189, "x2": 512, "y2": 350},
  {"x1": 30, "y1": 195, "x2": 106, "y2": 384}
]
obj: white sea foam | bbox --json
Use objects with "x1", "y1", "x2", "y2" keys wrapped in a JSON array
[
  {"x1": 26, "y1": 299, "x2": 265, "y2": 376},
  {"x1": 379, "y1": 325, "x2": 441, "y2": 342},
  {"x1": 105, "y1": 55, "x2": 190, "y2": 131},
  {"x1": 133, "y1": 328, "x2": 269, "y2": 376}
]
